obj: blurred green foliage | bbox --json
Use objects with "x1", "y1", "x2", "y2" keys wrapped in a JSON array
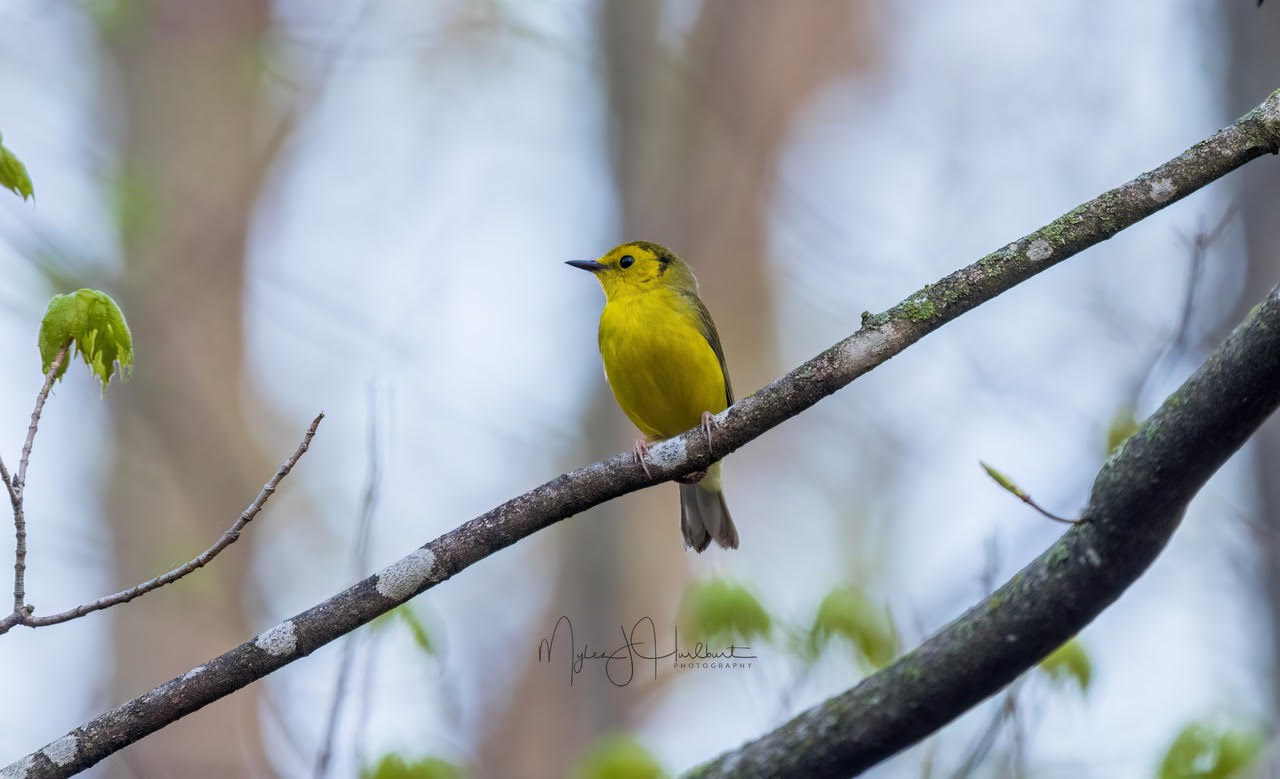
[
  {"x1": 81, "y1": 0, "x2": 143, "y2": 40},
  {"x1": 1106, "y1": 407, "x2": 1140, "y2": 456},
  {"x1": 1036, "y1": 637, "x2": 1091, "y2": 693},
  {"x1": 108, "y1": 164, "x2": 161, "y2": 247},
  {"x1": 0, "y1": 132, "x2": 33, "y2": 201},
  {"x1": 807, "y1": 585, "x2": 898, "y2": 668},
  {"x1": 371, "y1": 603, "x2": 436, "y2": 656},
  {"x1": 679, "y1": 577, "x2": 771, "y2": 644},
  {"x1": 572, "y1": 735, "x2": 667, "y2": 779},
  {"x1": 38, "y1": 289, "x2": 134, "y2": 392},
  {"x1": 1157, "y1": 718, "x2": 1264, "y2": 779},
  {"x1": 361, "y1": 754, "x2": 464, "y2": 779}
]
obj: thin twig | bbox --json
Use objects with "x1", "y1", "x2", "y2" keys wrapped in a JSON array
[
  {"x1": 1134, "y1": 203, "x2": 1241, "y2": 399},
  {"x1": 980, "y1": 462, "x2": 1080, "y2": 525},
  {"x1": 11, "y1": 344, "x2": 67, "y2": 615},
  {"x1": 351, "y1": 626, "x2": 381, "y2": 772},
  {"x1": 15, "y1": 344, "x2": 67, "y2": 495},
  {"x1": 946, "y1": 682, "x2": 1022, "y2": 779},
  {"x1": 0, "y1": 456, "x2": 14, "y2": 503},
  {"x1": 1018, "y1": 495, "x2": 1079, "y2": 526},
  {"x1": 1170, "y1": 204, "x2": 1238, "y2": 356},
  {"x1": 947, "y1": 546, "x2": 1019, "y2": 779},
  {"x1": 315, "y1": 388, "x2": 381, "y2": 779},
  {"x1": 0, "y1": 413, "x2": 324, "y2": 634}
]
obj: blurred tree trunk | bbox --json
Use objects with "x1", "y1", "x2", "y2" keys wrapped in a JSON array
[
  {"x1": 98, "y1": 2, "x2": 277, "y2": 776},
  {"x1": 476, "y1": 3, "x2": 866, "y2": 777},
  {"x1": 1223, "y1": 1, "x2": 1280, "y2": 727}
]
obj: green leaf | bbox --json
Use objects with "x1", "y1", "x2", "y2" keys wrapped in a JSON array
[
  {"x1": 0, "y1": 132, "x2": 34, "y2": 201},
  {"x1": 980, "y1": 461, "x2": 1027, "y2": 500},
  {"x1": 572, "y1": 736, "x2": 666, "y2": 779},
  {"x1": 371, "y1": 604, "x2": 436, "y2": 656},
  {"x1": 678, "y1": 578, "x2": 771, "y2": 645},
  {"x1": 400, "y1": 604, "x2": 435, "y2": 655},
  {"x1": 807, "y1": 585, "x2": 898, "y2": 668},
  {"x1": 361, "y1": 754, "x2": 464, "y2": 779},
  {"x1": 38, "y1": 289, "x2": 134, "y2": 392},
  {"x1": 1105, "y1": 407, "x2": 1140, "y2": 456},
  {"x1": 1036, "y1": 637, "x2": 1091, "y2": 693},
  {"x1": 1158, "y1": 718, "x2": 1264, "y2": 779}
]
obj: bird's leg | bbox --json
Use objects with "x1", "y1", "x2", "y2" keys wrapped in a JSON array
[
  {"x1": 633, "y1": 438, "x2": 654, "y2": 479},
  {"x1": 673, "y1": 411, "x2": 718, "y2": 485},
  {"x1": 700, "y1": 411, "x2": 717, "y2": 456}
]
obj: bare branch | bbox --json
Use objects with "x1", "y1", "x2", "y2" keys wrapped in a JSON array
[
  {"x1": 7, "y1": 89, "x2": 1280, "y2": 779},
  {"x1": 0, "y1": 413, "x2": 323, "y2": 635},
  {"x1": 10, "y1": 344, "x2": 67, "y2": 616},
  {"x1": 315, "y1": 387, "x2": 381, "y2": 779},
  {"x1": 0, "y1": 456, "x2": 14, "y2": 503},
  {"x1": 15, "y1": 344, "x2": 67, "y2": 494}
]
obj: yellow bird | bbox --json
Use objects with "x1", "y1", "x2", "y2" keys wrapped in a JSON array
[{"x1": 567, "y1": 241, "x2": 738, "y2": 552}]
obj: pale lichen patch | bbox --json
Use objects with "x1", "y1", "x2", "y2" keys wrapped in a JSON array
[
  {"x1": 375, "y1": 547, "x2": 436, "y2": 600},
  {"x1": 646, "y1": 437, "x2": 687, "y2": 470},
  {"x1": 1026, "y1": 238, "x2": 1053, "y2": 262},
  {"x1": 848, "y1": 321, "x2": 895, "y2": 364},
  {"x1": 182, "y1": 665, "x2": 206, "y2": 681},
  {"x1": 1148, "y1": 177, "x2": 1175, "y2": 202},
  {"x1": 42, "y1": 735, "x2": 77, "y2": 767},
  {"x1": 1260, "y1": 88, "x2": 1280, "y2": 126},
  {"x1": 1, "y1": 755, "x2": 34, "y2": 778},
  {"x1": 1085, "y1": 547, "x2": 1102, "y2": 568},
  {"x1": 254, "y1": 620, "x2": 297, "y2": 657}
]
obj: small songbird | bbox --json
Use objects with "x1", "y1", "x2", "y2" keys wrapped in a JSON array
[{"x1": 567, "y1": 241, "x2": 738, "y2": 551}]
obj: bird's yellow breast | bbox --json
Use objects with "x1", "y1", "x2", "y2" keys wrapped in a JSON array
[{"x1": 598, "y1": 290, "x2": 728, "y2": 440}]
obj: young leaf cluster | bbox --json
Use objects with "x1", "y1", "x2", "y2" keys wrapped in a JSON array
[{"x1": 38, "y1": 288, "x2": 134, "y2": 392}]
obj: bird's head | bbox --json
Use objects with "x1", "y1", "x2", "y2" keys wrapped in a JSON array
[{"x1": 567, "y1": 241, "x2": 699, "y2": 300}]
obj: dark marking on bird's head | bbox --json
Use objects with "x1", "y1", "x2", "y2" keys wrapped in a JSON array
[{"x1": 581, "y1": 240, "x2": 699, "y2": 299}]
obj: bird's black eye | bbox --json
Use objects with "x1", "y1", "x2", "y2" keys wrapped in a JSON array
[{"x1": 619, "y1": 255, "x2": 635, "y2": 269}]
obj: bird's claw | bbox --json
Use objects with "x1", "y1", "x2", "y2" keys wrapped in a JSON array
[
  {"x1": 700, "y1": 411, "x2": 716, "y2": 456},
  {"x1": 634, "y1": 438, "x2": 654, "y2": 478}
]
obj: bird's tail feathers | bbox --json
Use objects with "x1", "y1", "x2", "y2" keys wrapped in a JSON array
[{"x1": 679, "y1": 467, "x2": 738, "y2": 552}]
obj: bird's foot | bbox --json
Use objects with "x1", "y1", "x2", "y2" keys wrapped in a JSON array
[
  {"x1": 633, "y1": 438, "x2": 654, "y2": 478},
  {"x1": 700, "y1": 411, "x2": 717, "y2": 456}
]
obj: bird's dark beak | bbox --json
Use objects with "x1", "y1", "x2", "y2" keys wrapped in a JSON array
[{"x1": 566, "y1": 260, "x2": 608, "y2": 272}]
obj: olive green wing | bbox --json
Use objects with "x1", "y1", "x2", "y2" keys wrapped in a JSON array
[{"x1": 683, "y1": 292, "x2": 733, "y2": 405}]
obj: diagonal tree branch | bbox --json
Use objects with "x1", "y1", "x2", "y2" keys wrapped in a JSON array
[
  {"x1": 5, "y1": 90, "x2": 1280, "y2": 778},
  {"x1": 686, "y1": 283, "x2": 1280, "y2": 777}
]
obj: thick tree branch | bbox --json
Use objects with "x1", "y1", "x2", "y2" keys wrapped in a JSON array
[
  {"x1": 687, "y1": 283, "x2": 1280, "y2": 778},
  {"x1": 5, "y1": 90, "x2": 1279, "y2": 778}
]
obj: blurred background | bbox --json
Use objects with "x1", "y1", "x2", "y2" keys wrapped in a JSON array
[{"x1": 0, "y1": 1, "x2": 1278, "y2": 777}]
